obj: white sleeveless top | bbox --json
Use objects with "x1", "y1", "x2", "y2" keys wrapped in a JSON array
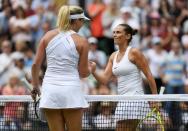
[
  {"x1": 43, "y1": 30, "x2": 80, "y2": 85},
  {"x1": 40, "y1": 30, "x2": 88, "y2": 109},
  {"x1": 112, "y1": 46, "x2": 144, "y2": 95}
]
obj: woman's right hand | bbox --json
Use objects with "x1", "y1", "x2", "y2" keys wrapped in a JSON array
[
  {"x1": 89, "y1": 61, "x2": 97, "y2": 73},
  {"x1": 31, "y1": 87, "x2": 41, "y2": 102}
]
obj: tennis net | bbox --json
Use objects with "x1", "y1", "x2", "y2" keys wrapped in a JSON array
[{"x1": 0, "y1": 95, "x2": 187, "y2": 131}]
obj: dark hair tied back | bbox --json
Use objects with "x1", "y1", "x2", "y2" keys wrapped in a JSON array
[
  {"x1": 119, "y1": 24, "x2": 137, "y2": 35},
  {"x1": 119, "y1": 24, "x2": 137, "y2": 43},
  {"x1": 132, "y1": 29, "x2": 138, "y2": 36}
]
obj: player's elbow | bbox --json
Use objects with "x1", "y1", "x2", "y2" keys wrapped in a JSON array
[{"x1": 31, "y1": 63, "x2": 40, "y2": 71}]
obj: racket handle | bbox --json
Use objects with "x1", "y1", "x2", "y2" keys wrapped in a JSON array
[{"x1": 159, "y1": 86, "x2": 165, "y2": 95}]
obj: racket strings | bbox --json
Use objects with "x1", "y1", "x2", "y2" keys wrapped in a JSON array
[{"x1": 136, "y1": 108, "x2": 165, "y2": 131}]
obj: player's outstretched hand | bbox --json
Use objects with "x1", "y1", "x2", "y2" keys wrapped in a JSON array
[{"x1": 89, "y1": 61, "x2": 97, "y2": 73}]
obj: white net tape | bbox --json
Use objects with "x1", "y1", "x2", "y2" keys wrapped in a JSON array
[{"x1": 0, "y1": 94, "x2": 188, "y2": 102}]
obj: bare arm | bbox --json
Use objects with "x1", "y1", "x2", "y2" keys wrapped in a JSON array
[
  {"x1": 92, "y1": 52, "x2": 115, "y2": 85},
  {"x1": 77, "y1": 37, "x2": 90, "y2": 78},
  {"x1": 31, "y1": 37, "x2": 46, "y2": 88},
  {"x1": 129, "y1": 48, "x2": 158, "y2": 94}
]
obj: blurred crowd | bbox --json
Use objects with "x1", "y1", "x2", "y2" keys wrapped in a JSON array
[
  {"x1": 0, "y1": 0, "x2": 188, "y2": 96},
  {"x1": 0, "y1": 0, "x2": 188, "y2": 130}
]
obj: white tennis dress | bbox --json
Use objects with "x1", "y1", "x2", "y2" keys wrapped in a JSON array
[
  {"x1": 39, "y1": 30, "x2": 89, "y2": 109},
  {"x1": 112, "y1": 46, "x2": 150, "y2": 120}
]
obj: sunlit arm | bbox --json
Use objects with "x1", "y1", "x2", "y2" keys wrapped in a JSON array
[
  {"x1": 130, "y1": 48, "x2": 158, "y2": 94},
  {"x1": 92, "y1": 53, "x2": 115, "y2": 85},
  {"x1": 31, "y1": 38, "x2": 46, "y2": 88}
]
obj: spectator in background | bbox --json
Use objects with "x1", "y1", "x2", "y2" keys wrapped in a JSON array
[
  {"x1": 145, "y1": 37, "x2": 167, "y2": 93},
  {"x1": 158, "y1": 17, "x2": 173, "y2": 52},
  {"x1": 31, "y1": 0, "x2": 51, "y2": 10},
  {"x1": 161, "y1": 41, "x2": 187, "y2": 94},
  {"x1": 93, "y1": 102, "x2": 115, "y2": 129},
  {"x1": 148, "y1": 11, "x2": 161, "y2": 37},
  {"x1": 27, "y1": 5, "x2": 52, "y2": 50},
  {"x1": 111, "y1": 6, "x2": 139, "y2": 32},
  {"x1": 0, "y1": 0, "x2": 11, "y2": 11},
  {"x1": 22, "y1": 46, "x2": 35, "y2": 79},
  {"x1": 87, "y1": 0, "x2": 106, "y2": 40},
  {"x1": 10, "y1": 52, "x2": 27, "y2": 80},
  {"x1": 161, "y1": 41, "x2": 187, "y2": 130},
  {"x1": 101, "y1": 0, "x2": 119, "y2": 55},
  {"x1": 1, "y1": 74, "x2": 28, "y2": 130},
  {"x1": 14, "y1": 40, "x2": 27, "y2": 52},
  {"x1": 158, "y1": 0, "x2": 172, "y2": 19},
  {"x1": 181, "y1": 34, "x2": 188, "y2": 74},
  {"x1": 0, "y1": 40, "x2": 13, "y2": 86},
  {"x1": 0, "y1": 4, "x2": 12, "y2": 37},
  {"x1": 88, "y1": 37, "x2": 107, "y2": 70},
  {"x1": 139, "y1": 23, "x2": 152, "y2": 51},
  {"x1": 25, "y1": 0, "x2": 35, "y2": 17},
  {"x1": 14, "y1": 105, "x2": 32, "y2": 130},
  {"x1": 172, "y1": 0, "x2": 188, "y2": 27},
  {"x1": 9, "y1": 6, "x2": 31, "y2": 43},
  {"x1": 2, "y1": 75, "x2": 27, "y2": 95}
]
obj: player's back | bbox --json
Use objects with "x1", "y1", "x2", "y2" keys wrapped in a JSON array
[{"x1": 43, "y1": 30, "x2": 80, "y2": 86}]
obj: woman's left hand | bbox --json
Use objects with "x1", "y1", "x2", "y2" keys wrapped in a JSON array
[{"x1": 149, "y1": 101, "x2": 162, "y2": 112}]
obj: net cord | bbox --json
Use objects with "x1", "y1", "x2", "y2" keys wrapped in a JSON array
[{"x1": 0, "y1": 94, "x2": 188, "y2": 102}]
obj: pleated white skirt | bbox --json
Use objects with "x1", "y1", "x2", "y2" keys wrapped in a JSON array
[{"x1": 39, "y1": 83, "x2": 89, "y2": 109}]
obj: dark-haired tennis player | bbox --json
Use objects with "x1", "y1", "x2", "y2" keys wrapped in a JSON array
[
  {"x1": 90, "y1": 24, "x2": 158, "y2": 131},
  {"x1": 31, "y1": 5, "x2": 91, "y2": 131}
]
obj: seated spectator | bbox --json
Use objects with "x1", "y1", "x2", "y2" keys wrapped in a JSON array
[
  {"x1": 101, "y1": 1, "x2": 119, "y2": 55},
  {"x1": 161, "y1": 41, "x2": 187, "y2": 130},
  {"x1": 0, "y1": 40, "x2": 13, "y2": 86},
  {"x1": 0, "y1": 4, "x2": 12, "y2": 36},
  {"x1": 145, "y1": 37, "x2": 167, "y2": 93},
  {"x1": 9, "y1": 6, "x2": 31, "y2": 43},
  {"x1": 88, "y1": 37, "x2": 107, "y2": 70},
  {"x1": 181, "y1": 34, "x2": 188, "y2": 74},
  {"x1": 93, "y1": 102, "x2": 115, "y2": 129},
  {"x1": 14, "y1": 105, "x2": 32, "y2": 130},
  {"x1": 2, "y1": 75, "x2": 27, "y2": 95}
]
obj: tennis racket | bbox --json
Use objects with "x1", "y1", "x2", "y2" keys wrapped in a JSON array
[
  {"x1": 21, "y1": 78, "x2": 46, "y2": 123},
  {"x1": 136, "y1": 86, "x2": 165, "y2": 131}
]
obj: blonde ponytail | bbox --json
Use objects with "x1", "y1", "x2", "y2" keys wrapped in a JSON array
[
  {"x1": 56, "y1": 5, "x2": 70, "y2": 31},
  {"x1": 56, "y1": 5, "x2": 84, "y2": 31}
]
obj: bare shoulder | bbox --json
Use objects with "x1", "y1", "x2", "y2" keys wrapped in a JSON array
[
  {"x1": 43, "y1": 29, "x2": 59, "y2": 43},
  {"x1": 71, "y1": 34, "x2": 88, "y2": 53},
  {"x1": 72, "y1": 33, "x2": 88, "y2": 45},
  {"x1": 109, "y1": 51, "x2": 117, "y2": 62},
  {"x1": 129, "y1": 48, "x2": 142, "y2": 62},
  {"x1": 130, "y1": 48, "x2": 141, "y2": 55}
]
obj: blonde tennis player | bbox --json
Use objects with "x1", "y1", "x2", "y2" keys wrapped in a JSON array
[
  {"x1": 90, "y1": 24, "x2": 158, "y2": 131},
  {"x1": 31, "y1": 5, "x2": 91, "y2": 131}
]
